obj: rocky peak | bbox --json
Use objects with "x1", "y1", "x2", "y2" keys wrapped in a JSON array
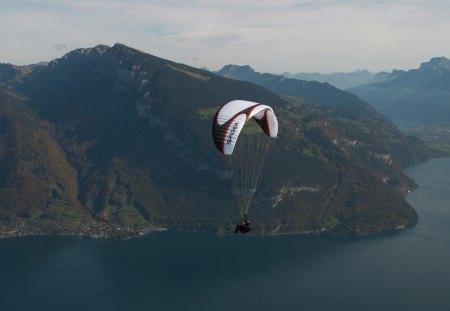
[
  {"x1": 111, "y1": 43, "x2": 140, "y2": 54},
  {"x1": 47, "y1": 44, "x2": 146, "y2": 77},
  {"x1": 64, "y1": 44, "x2": 110, "y2": 58},
  {"x1": 52, "y1": 43, "x2": 154, "y2": 71},
  {"x1": 419, "y1": 56, "x2": 450, "y2": 71},
  {"x1": 216, "y1": 64, "x2": 255, "y2": 79}
]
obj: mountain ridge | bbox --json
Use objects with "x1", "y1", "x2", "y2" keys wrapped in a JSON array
[
  {"x1": 349, "y1": 56, "x2": 450, "y2": 126},
  {"x1": 283, "y1": 69, "x2": 375, "y2": 90},
  {"x1": 0, "y1": 44, "x2": 431, "y2": 238}
]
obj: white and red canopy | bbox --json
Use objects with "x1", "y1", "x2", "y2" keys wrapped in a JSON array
[{"x1": 212, "y1": 100, "x2": 278, "y2": 155}]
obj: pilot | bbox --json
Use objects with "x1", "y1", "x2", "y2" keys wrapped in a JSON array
[{"x1": 235, "y1": 218, "x2": 252, "y2": 234}]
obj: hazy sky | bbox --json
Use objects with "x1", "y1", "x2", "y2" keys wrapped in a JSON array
[{"x1": 1, "y1": 0, "x2": 450, "y2": 73}]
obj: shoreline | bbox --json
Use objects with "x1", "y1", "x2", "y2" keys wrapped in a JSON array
[
  {"x1": 0, "y1": 220, "x2": 167, "y2": 240},
  {"x1": 1, "y1": 221, "x2": 415, "y2": 240}
]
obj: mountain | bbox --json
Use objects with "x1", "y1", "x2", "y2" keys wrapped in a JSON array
[
  {"x1": 349, "y1": 57, "x2": 450, "y2": 126},
  {"x1": 216, "y1": 64, "x2": 430, "y2": 161},
  {"x1": 365, "y1": 57, "x2": 450, "y2": 91},
  {"x1": 0, "y1": 86, "x2": 99, "y2": 235},
  {"x1": 0, "y1": 63, "x2": 30, "y2": 87},
  {"x1": 283, "y1": 69, "x2": 374, "y2": 90},
  {"x1": 363, "y1": 69, "x2": 406, "y2": 86},
  {"x1": 217, "y1": 65, "x2": 378, "y2": 118},
  {"x1": 0, "y1": 44, "x2": 430, "y2": 238}
]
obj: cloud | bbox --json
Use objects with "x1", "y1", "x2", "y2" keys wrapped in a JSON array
[{"x1": 1, "y1": 0, "x2": 450, "y2": 72}]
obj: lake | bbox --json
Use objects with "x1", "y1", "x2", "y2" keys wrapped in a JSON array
[{"x1": 1, "y1": 159, "x2": 450, "y2": 311}]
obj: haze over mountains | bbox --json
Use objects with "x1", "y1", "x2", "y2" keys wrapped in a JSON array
[
  {"x1": 283, "y1": 70, "x2": 375, "y2": 90},
  {"x1": 0, "y1": 44, "x2": 431, "y2": 238},
  {"x1": 349, "y1": 57, "x2": 450, "y2": 127},
  {"x1": 282, "y1": 69, "x2": 408, "y2": 90}
]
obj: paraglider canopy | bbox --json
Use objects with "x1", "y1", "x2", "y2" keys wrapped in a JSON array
[{"x1": 212, "y1": 100, "x2": 278, "y2": 155}]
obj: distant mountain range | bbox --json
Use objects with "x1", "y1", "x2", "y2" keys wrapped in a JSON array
[
  {"x1": 0, "y1": 45, "x2": 430, "y2": 238},
  {"x1": 283, "y1": 69, "x2": 375, "y2": 90},
  {"x1": 348, "y1": 57, "x2": 450, "y2": 126},
  {"x1": 217, "y1": 65, "x2": 376, "y2": 119}
]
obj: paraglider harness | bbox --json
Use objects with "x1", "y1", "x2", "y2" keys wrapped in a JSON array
[{"x1": 235, "y1": 215, "x2": 253, "y2": 234}]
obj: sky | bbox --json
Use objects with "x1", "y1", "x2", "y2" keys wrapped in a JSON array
[{"x1": 1, "y1": 0, "x2": 450, "y2": 74}]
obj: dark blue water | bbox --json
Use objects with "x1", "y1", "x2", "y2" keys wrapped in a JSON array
[{"x1": 1, "y1": 159, "x2": 450, "y2": 311}]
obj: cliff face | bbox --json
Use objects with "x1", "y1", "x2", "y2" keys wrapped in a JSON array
[{"x1": 0, "y1": 44, "x2": 431, "y2": 237}]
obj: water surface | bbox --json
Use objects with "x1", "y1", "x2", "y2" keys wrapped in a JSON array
[{"x1": 1, "y1": 159, "x2": 450, "y2": 311}]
